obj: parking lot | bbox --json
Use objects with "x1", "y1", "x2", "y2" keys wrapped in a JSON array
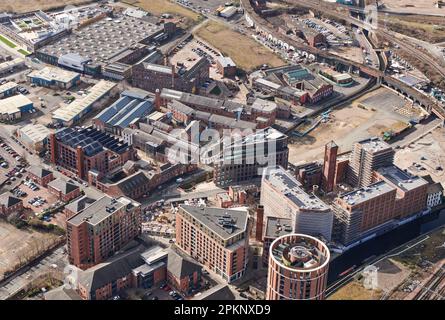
[
  {"x1": 169, "y1": 37, "x2": 224, "y2": 81},
  {"x1": 175, "y1": 0, "x2": 226, "y2": 14},
  {"x1": 17, "y1": 178, "x2": 58, "y2": 217},
  {"x1": 0, "y1": 138, "x2": 27, "y2": 188}
]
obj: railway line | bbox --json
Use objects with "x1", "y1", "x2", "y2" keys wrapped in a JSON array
[
  {"x1": 283, "y1": 0, "x2": 445, "y2": 78},
  {"x1": 242, "y1": 0, "x2": 445, "y2": 120},
  {"x1": 413, "y1": 264, "x2": 445, "y2": 300}
]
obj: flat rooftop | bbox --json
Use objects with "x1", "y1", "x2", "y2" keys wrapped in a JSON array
[
  {"x1": 377, "y1": 165, "x2": 428, "y2": 192},
  {"x1": 357, "y1": 137, "x2": 393, "y2": 154},
  {"x1": 265, "y1": 216, "x2": 293, "y2": 239},
  {"x1": 250, "y1": 98, "x2": 277, "y2": 113},
  {"x1": 68, "y1": 195, "x2": 138, "y2": 226},
  {"x1": 37, "y1": 14, "x2": 163, "y2": 66},
  {"x1": 340, "y1": 180, "x2": 396, "y2": 206},
  {"x1": 263, "y1": 166, "x2": 331, "y2": 211},
  {"x1": 271, "y1": 235, "x2": 329, "y2": 271},
  {"x1": 28, "y1": 66, "x2": 79, "y2": 84},
  {"x1": 180, "y1": 205, "x2": 248, "y2": 240}
]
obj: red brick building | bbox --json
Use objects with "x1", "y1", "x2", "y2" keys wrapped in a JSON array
[
  {"x1": 167, "y1": 249, "x2": 201, "y2": 296},
  {"x1": 66, "y1": 195, "x2": 142, "y2": 270},
  {"x1": 0, "y1": 193, "x2": 23, "y2": 217},
  {"x1": 27, "y1": 166, "x2": 54, "y2": 187},
  {"x1": 49, "y1": 126, "x2": 136, "y2": 181},
  {"x1": 266, "y1": 234, "x2": 330, "y2": 300},
  {"x1": 321, "y1": 141, "x2": 338, "y2": 193},
  {"x1": 48, "y1": 178, "x2": 81, "y2": 202},
  {"x1": 175, "y1": 205, "x2": 249, "y2": 283}
]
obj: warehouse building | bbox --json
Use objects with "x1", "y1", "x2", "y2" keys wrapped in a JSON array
[
  {"x1": 0, "y1": 81, "x2": 18, "y2": 98},
  {"x1": 27, "y1": 66, "x2": 80, "y2": 89},
  {"x1": 17, "y1": 123, "x2": 51, "y2": 153},
  {"x1": 254, "y1": 65, "x2": 333, "y2": 104},
  {"x1": 160, "y1": 88, "x2": 276, "y2": 127},
  {"x1": 0, "y1": 94, "x2": 34, "y2": 121},
  {"x1": 0, "y1": 58, "x2": 25, "y2": 75},
  {"x1": 93, "y1": 89, "x2": 154, "y2": 135},
  {"x1": 52, "y1": 80, "x2": 116, "y2": 126},
  {"x1": 49, "y1": 126, "x2": 136, "y2": 180},
  {"x1": 36, "y1": 14, "x2": 176, "y2": 77}
]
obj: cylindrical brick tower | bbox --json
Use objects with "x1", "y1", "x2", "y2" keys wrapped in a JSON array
[{"x1": 266, "y1": 234, "x2": 330, "y2": 300}]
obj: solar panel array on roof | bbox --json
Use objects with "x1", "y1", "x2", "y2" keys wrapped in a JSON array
[{"x1": 56, "y1": 127, "x2": 130, "y2": 155}]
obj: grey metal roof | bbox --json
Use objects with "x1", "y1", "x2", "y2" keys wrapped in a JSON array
[
  {"x1": 167, "y1": 248, "x2": 201, "y2": 279},
  {"x1": 0, "y1": 193, "x2": 22, "y2": 208},
  {"x1": 28, "y1": 165, "x2": 52, "y2": 179},
  {"x1": 78, "y1": 246, "x2": 146, "y2": 293},
  {"x1": 67, "y1": 195, "x2": 137, "y2": 226},
  {"x1": 48, "y1": 178, "x2": 78, "y2": 195},
  {"x1": 179, "y1": 205, "x2": 248, "y2": 240}
]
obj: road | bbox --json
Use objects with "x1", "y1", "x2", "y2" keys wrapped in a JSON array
[
  {"x1": 283, "y1": 0, "x2": 445, "y2": 78},
  {"x1": 390, "y1": 117, "x2": 443, "y2": 148}
]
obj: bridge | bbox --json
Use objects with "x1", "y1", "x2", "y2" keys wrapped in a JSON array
[{"x1": 243, "y1": 0, "x2": 445, "y2": 121}]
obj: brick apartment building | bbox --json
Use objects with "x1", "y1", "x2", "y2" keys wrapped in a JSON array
[
  {"x1": 175, "y1": 205, "x2": 249, "y2": 283},
  {"x1": 333, "y1": 166, "x2": 428, "y2": 245},
  {"x1": 66, "y1": 195, "x2": 142, "y2": 270},
  {"x1": 49, "y1": 126, "x2": 136, "y2": 181},
  {"x1": 266, "y1": 234, "x2": 330, "y2": 300}
]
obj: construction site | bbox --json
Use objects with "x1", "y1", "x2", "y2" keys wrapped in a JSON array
[{"x1": 288, "y1": 87, "x2": 424, "y2": 164}]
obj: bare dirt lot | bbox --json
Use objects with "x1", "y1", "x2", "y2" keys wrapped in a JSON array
[
  {"x1": 194, "y1": 20, "x2": 284, "y2": 72},
  {"x1": 288, "y1": 88, "x2": 409, "y2": 164},
  {"x1": 0, "y1": 221, "x2": 58, "y2": 278},
  {"x1": 0, "y1": 0, "x2": 94, "y2": 14}
]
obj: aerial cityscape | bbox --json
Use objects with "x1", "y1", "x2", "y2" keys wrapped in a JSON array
[{"x1": 0, "y1": 0, "x2": 444, "y2": 304}]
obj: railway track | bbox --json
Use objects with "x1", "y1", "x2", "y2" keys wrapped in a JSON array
[
  {"x1": 282, "y1": 0, "x2": 445, "y2": 78},
  {"x1": 413, "y1": 264, "x2": 445, "y2": 300}
]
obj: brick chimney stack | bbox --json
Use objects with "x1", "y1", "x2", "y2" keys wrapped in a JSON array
[
  {"x1": 49, "y1": 133, "x2": 57, "y2": 164},
  {"x1": 155, "y1": 89, "x2": 161, "y2": 111},
  {"x1": 255, "y1": 205, "x2": 264, "y2": 242},
  {"x1": 76, "y1": 146, "x2": 84, "y2": 180}
]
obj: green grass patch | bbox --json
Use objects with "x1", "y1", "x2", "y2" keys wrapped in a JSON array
[
  {"x1": 0, "y1": 34, "x2": 17, "y2": 48},
  {"x1": 18, "y1": 49, "x2": 30, "y2": 56}
]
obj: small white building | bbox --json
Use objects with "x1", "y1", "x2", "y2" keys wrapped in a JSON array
[{"x1": 18, "y1": 123, "x2": 51, "y2": 152}]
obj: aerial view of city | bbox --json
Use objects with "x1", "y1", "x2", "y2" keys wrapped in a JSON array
[{"x1": 0, "y1": 0, "x2": 444, "y2": 308}]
